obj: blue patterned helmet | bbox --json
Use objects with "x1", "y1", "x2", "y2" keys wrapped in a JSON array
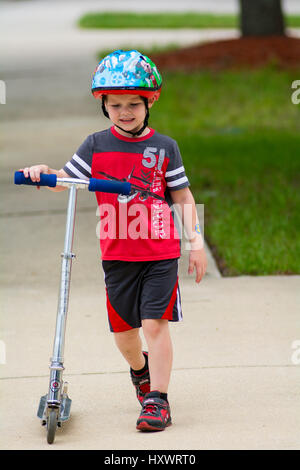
[{"x1": 92, "y1": 49, "x2": 162, "y2": 101}]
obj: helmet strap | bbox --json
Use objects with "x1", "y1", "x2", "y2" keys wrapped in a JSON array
[{"x1": 101, "y1": 96, "x2": 150, "y2": 137}]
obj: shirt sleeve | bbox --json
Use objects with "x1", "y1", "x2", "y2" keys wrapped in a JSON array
[
  {"x1": 165, "y1": 141, "x2": 190, "y2": 191},
  {"x1": 63, "y1": 135, "x2": 93, "y2": 180}
]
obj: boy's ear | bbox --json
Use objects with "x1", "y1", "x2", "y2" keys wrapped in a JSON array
[{"x1": 147, "y1": 97, "x2": 155, "y2": 109}]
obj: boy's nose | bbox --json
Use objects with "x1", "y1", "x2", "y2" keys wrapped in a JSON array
[{"x1": 120, "y1": 108, "x2": 132, "y2": 117}]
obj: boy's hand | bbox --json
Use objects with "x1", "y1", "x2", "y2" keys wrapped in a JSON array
[
  {"x1": 188, "y1": 247, "x2": 207, "y2": 283},
  {"x1": 19, "y1": 165, "x2": 49, "y2": 189}
]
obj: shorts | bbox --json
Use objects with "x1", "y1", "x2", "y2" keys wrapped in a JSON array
[{"x1": 102, "y1": 258, "x2": 183, "y2": 333}]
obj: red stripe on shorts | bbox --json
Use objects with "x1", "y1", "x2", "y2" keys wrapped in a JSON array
[
  {"x1": 106, "y1": 289, "x2": 133, "y2": 332},
  {"x1": 161, "y1": 277, "x2": 178, "y2": 321}
]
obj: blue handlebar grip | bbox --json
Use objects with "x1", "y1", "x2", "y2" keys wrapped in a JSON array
[
  {"x1": 88, "y1": 178, "x2": 131, "y2": 195},
  {"x1": 14, "y1": 171, "x2": 57, "y2": 187}
]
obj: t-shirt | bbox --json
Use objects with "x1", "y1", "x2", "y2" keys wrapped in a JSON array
[{"x1": 63, "y1": 126, "x2": 190, "y2": 261}]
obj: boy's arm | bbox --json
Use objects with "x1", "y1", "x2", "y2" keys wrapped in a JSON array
[
  {"x1": 170, "y1": 187, "x2": 207, "y2": 283},
  {"x1": 21, "y1": 165, "x2": 70, "y2": 192}
]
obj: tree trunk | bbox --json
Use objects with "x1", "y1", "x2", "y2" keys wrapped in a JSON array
[{"x1": 239, "y1": 0, "x2": 285, "y2": 36}]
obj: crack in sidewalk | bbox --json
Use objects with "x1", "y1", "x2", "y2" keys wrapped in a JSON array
[{"x1": 0, "y1": 363, "x2": 296, "y2": 382}]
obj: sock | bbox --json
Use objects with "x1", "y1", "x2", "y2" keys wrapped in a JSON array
[{"x1": 131, "y1": 353, "x2": 148, "y2": 376}]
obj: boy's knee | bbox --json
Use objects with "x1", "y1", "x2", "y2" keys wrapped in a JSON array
[
  {"x1": 142, "y1": 319, "x2": 168, "y2": 339},
  {"x1": 114, "y1": 328, "x2": 139, "y2": 346}
]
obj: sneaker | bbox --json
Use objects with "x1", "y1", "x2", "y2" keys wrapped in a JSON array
[
  {"x1": 136, "y1": 391, "x2": 172, "y2": 432},
  {"x1": 130, "y1": 352, "x2": 150, "y2": 406}
]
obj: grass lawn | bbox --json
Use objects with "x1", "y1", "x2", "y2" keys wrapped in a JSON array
[
  {"x1": 147, "y1": 68, "x2": 300, "y2": 275},
  {"x1": 78, "y1": 11, "x2": 300, "y2": 29}
]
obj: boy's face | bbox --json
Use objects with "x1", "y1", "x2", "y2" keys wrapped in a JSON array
[{"x1": 105, "y1": 94, "x2": 154, "y2": 135}]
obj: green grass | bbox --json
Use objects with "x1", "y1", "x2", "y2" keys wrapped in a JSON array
[
  {"x1": 150, "y1": 67, "x2": 300, "y2": 134},
  {"x1": 175, "y1": 131, "x2": 300, "y2": 275},
  {"x1": 78, "y1": 11, "x2": 300, "y2": 29},
  {"x1": 147, "y1": 68, "x2": 300, "y2": 275}
]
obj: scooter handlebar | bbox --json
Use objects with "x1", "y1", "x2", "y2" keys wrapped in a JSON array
[
  {"x1": 88, "y1": 178, "x2": 131, "y2": 195},
  {"x1": 14, "y1": 171, "x2": 57, "y2": 187},
  {"x1": 14, "y1": 171, "x2": 131, "y2": 195}
]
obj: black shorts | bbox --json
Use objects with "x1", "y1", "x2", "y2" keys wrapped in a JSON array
[{"x1": 102, "y1": 258, "x2": 182, "y2": 332}]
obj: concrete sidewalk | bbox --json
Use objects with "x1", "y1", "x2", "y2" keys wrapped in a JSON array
[
  {"x1": 1, "y1": 0, "x2": 300, "y2": 450},
  {"x1": 1, "y1": 273, "x2": 299, "y2": 450}
]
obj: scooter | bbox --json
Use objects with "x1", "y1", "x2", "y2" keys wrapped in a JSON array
[{"x1": 14, "y1": 171, "x2": 131, "y2": 444}]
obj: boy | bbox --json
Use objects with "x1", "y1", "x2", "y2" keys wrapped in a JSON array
[{"x1": 21, "y1": 50, "x2": 207, "y2": 432}]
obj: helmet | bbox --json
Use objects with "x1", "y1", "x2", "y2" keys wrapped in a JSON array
[{"x1": 91, "y1": 49, "x2": 162, "y2": 101}]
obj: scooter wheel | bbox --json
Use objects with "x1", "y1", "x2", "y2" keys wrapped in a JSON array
[{"x1": 47, "y1": 409, "x2": 58, "y2": 444}]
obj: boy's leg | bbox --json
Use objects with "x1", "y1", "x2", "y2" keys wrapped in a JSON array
[
  {"x1": 136, "y1": 319, "x2": 172, "y2": 431},
  {"x1": 141, "y1": 319, "x2": 173, "y2": 393},
  {"x1": 113, "y1": 328, "x2": 145, "y2": 371},
  {"x1": 113, "y1": 328, "x2": 151, "y2": 405}
]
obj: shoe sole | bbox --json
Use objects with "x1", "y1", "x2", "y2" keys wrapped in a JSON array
[{"x1": 136, "y1": 420, "x2": 172, "y2": 432}]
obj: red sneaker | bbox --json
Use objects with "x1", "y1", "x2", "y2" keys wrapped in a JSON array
[{"x1": 136, "y1": 391, "x2": 172, "y2": 431}]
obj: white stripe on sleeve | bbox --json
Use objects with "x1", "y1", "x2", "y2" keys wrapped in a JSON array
[
  {"x1": 165, "y1": 166, "x2": 184, "y2": 178},
  {"x1": 65, "y1": 162, "x2": 90, "y2": 180},
  {"x1": 72, "y1": 153, "x2": 92, "y2": 175},
  {"x1": 167, "y1": 176, "x2": 189, "y2": 188}
]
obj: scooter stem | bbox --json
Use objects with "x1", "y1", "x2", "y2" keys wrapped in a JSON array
[{"x1": 48, "y1": 184, "x2": 77, "y2": 403}]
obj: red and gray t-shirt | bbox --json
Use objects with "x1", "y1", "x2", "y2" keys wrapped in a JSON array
[{"x1": 63, "y1": 126, "x2": 190, "y2": 261}]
